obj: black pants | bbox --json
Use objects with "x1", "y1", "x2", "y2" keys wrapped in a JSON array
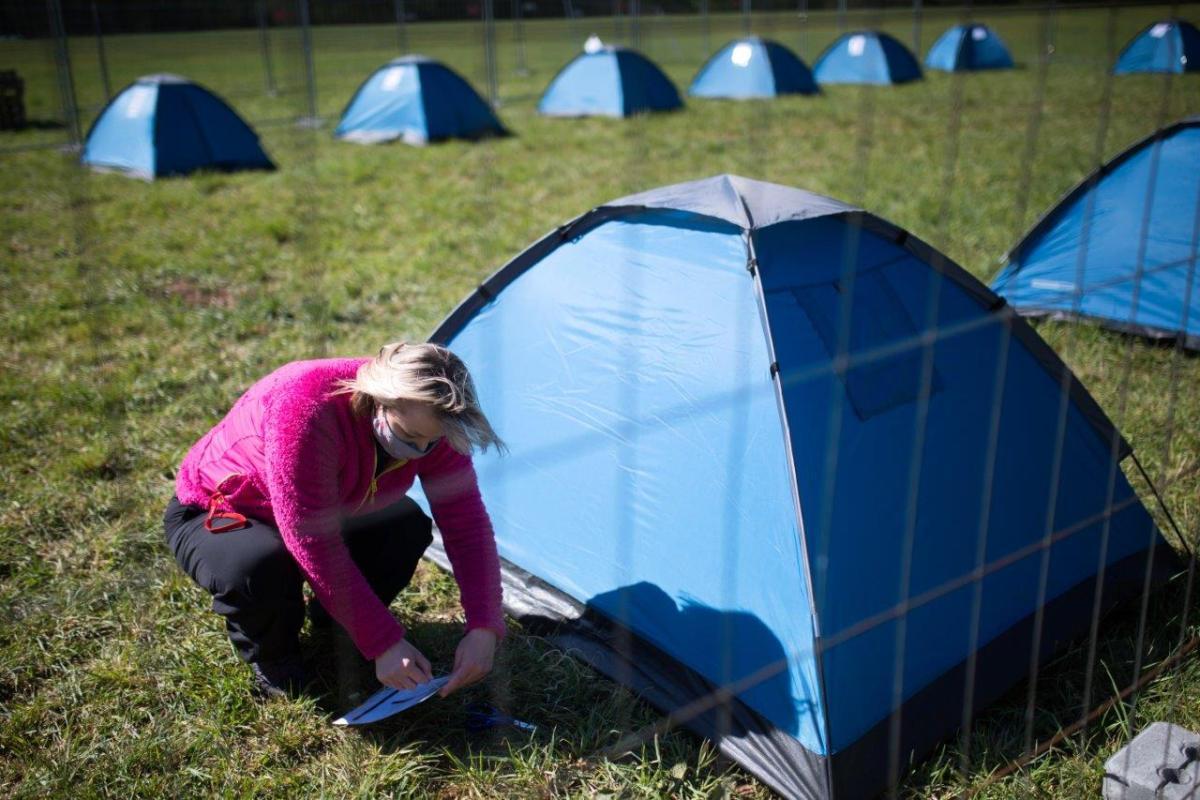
[{"x1": 163, "y1": 495, "x2": 433, "y2": 664}]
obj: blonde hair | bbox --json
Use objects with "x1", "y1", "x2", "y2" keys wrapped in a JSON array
[{"x1": 338, "y1": 342, "x2": 505, "y2": 455}]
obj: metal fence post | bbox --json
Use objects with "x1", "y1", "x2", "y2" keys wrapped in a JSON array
[
  {"x1": 513, "y1": 0, "x2": 528, "y2": 75},
  {"x1": 393, "y1": 0, "x2": 409, "y2": 53},
  {"x1": 90, "y1": 0, "x2": 111, "y2": 101},
  {"x1": 257, "y1": 0, "x2": 278, "y2": 96},
  {"x1": 912, "y1": 0, "x2": 923, "y2": 55},
  {"x1": 297, "y1": 0, "x2": 319, "y2": 125},
  {"x1": 47, "y1": 0, "x2": 80, "y2": 147},
  {"x1": 742, "y1": 0, "x2": 751, "y2": 35},
  {"x1": 482, "y1": 0, "x2": 499, "y2": 106}
]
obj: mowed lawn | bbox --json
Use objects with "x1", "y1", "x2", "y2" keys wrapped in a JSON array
[{"x1": 3, "y1": 5, "x2": 1200, "y2": 797}]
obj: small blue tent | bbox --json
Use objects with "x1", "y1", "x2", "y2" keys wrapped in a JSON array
[
  {"x1": 538, "y1": 46, "x2": 682, "y2": 117},
  {"x1": 813, "y1": 31, "x2": 923, "y2": 85},
  {"x1": 417, "y1": 175, "x2": 1175, "y2": 798},
  {"x1": 1113, "y1": 19, "x2": 1200, "y2": 74},
  {"x1": 334, "y1": 56, "x2": 506, "y2": 145},
  {"x1": 925, "y1": 23, "x2": 1015, "y2": 71},
  {"x1": 992, "y1": 118, "x2": 1200, "y2": 350},
  {"x1": 689, "y1": 37, "x2": 819, "y2": 99},
  {"x1": 81, "y1": 74, "x2": 273, "y2": 180}
]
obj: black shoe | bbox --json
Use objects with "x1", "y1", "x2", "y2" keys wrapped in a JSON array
[{"x1": 250, "y1": 655, "x2": 311, "y2": 699}]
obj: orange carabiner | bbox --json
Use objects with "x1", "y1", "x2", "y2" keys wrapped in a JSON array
[{"x1": 204, "y1": 491, "x2": 248, "y2": 533}]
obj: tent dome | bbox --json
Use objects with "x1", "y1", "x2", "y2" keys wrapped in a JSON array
[
  {"x1": 417, "y1": 174, "x2": 1174, "y2": 798},
  {"x1": 1113, "y1": 19, "x2": 1200, "y2": 74},
  {"x1": 81, "y1": 74, "x2": 274, "y2": 180},
  {"x1": 813, "y1": 31, "x2": 923, "y2": 85},
  {"x1": 689, "y1": 37, "x2": 819, "y2": 99},
  {"x1": 538, "y1": 46, "x2": 682, "y2": 117},
  {"x1": 924, "y1": 23, "x2": 1015, "y2": 71},
  {"x1": 993, "y1": 118, "x2": 1200, "y2": 350},
  {"x1": 334, "y1": 56, "x2": 506, "y2": 145}
]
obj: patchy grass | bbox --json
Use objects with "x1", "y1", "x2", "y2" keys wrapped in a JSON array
[{"x1": 2, "y1": 5, "x2": 1199, "y2": 798}]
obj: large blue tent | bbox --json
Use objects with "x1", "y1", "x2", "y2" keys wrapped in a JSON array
[
  {"x1": 813, "y1": 31, "x2": 923, "y2": 85},
  {"x1": 81, "y1": 74, "x2": 273, "y2": 180},
  {"x1": 689, "y1": 37, "x2": 818, "y2": 99},
  {"x1": 925, "y1": 23, "x2": 1015, "y2": 71},
  {"x1": 416, "y1": 175, "x2": 1175, "y2": 798},
  {"x1": 992, "y1": 118, "x2": 1200, "y2": 350},
  {"x1": 538, "y1": 46, "x2": 682, "y2": 117},
  {"x1": 334, "y1": 56, "x2": 506, "y2": 145},
  {"x1": 1113, "y1": 19, "x2": 1200, "y2": 74}
]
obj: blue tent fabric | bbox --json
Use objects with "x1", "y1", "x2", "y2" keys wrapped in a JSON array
[
  {"x1": 924, "y1": 23, "x2": 1015, "y2": 71},
  {"x1": 538, "y1": 46, "x2": 682, "y2": 117},
  {"x1": 415, "y1": 175, "x2": 1176, "y2": 798},
  {"x1": 813, "y1": 31, "x2": 923, "y2": 85},
  {"x1": 334, "y1": 56, "x2": 506, "y2": 144},
  {"x1": 1113, "y1": 19, "x2": 1200, "y2": 74},
  {"x1": 689, "y1": 37, "x2": 819, "y2": 99},
  {"x1": 992, "y1": 118, "x2": 1200, "y2": 350},
  {"x1": 82, "y1": 74, "x2": 273, "y2": 180}
]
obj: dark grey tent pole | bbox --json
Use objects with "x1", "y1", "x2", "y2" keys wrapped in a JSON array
[
  {"x1": 297, "y1": 0, "x2": 318, "y2": 124},
  {"x1": 797, "y1": 0, "x2": 808, "y2": 56},
  {"x1": 513, "y1": 0, "x2": 528, "y2": 75},
  {"x1": 483, "y1": 0, "x2": 499, "y2": 106},
  {"x1": 46, "y1": 0, "x2": 80, "y2": 147},
  {"x1": 393, "y1": 0, "x2": 409, "y2": 54},
  {"x1": 631, "y1": 0, "x2": 641, "y2": 49},
  {"x1": 256, "y1": 0, "x2": 278, "y2": 96},
  {"x1": 742, "y1": 0, "x2": 751, "y2": 35},
  {"x1": 701, "y1": 0, "x2": 710, "y2": 53},
  {"x1": 90, "y1": 0, "x2": 111, "y2": 101},
  {"x1": 837, "y1": 0, "x2": 847, "y2": 32}
]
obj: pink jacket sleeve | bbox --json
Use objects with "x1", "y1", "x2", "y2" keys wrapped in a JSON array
[
  {"x1": 418, "y1": 444, "x2": 506, "y2": 638},
  {"x1": 263, "y1": 396, "x2": 406, "y2": 661}
]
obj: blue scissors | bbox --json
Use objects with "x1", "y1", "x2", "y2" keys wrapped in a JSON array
[{"x1": 464, "y1": 702, "x2": 537, "y2": 733}]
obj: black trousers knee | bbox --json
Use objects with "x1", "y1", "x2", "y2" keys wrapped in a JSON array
[{"x1": 163, "y1": 495, "x2": 433, "y2": 664}]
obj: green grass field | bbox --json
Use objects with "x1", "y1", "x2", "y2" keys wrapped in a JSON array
[{"x1": 2, "y1": 4, "x2": 1200, "y2": 797}]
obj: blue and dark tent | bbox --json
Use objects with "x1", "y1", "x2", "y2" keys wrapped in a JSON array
[
  {"x1": 334, "y1": 56, "x2": 506, "y2": 145},
  {"x1": 538, "y1": 46, "x2": 682, "y2": 117},
  {"x1": 992, "y1": 118, "x2": 1200, "y2": 350},
  {"x1": 416, "y1": 175, "x2": 1176, "y2": 798},
  {"x1": 689, "y1": 37, "x2": 819, "y2": 99},
  {"x1": 924, "y1": 23, "x2": 1015, "y2": 71},
  {"x1": 812, "y1": 31, "x2": 923, "y2": 85},
  {"x1": 1113, "y1": 19, "x2": 1200, "y2": 74},
  {"x1": 81, "y1": 74, "x2": 273, "y2": 180}
]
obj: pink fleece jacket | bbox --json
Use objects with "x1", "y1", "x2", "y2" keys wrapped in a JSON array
[{"x1": 175, "y1": 357, "x2": 505, "y2": 660}]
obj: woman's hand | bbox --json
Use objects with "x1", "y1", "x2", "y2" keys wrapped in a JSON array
[
  {"x1": 438, "y1": 628, "x2": 497, "y2": 697},
  {"x1": 375, "y1": 638, "x2": 433, "y2": 690}
]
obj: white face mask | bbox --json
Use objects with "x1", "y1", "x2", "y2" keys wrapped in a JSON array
[{"x1": 372, "y1": 406, "x2": 439, "y2": 460}]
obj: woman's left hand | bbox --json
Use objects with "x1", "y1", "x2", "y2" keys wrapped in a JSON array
[{"x1": 438, "y1": 628, "x2": 498, "y2": 697}]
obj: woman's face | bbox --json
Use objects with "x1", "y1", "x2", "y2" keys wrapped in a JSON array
[{"x1": 381, "y1": 401, "x2": 444, "y2": 452}]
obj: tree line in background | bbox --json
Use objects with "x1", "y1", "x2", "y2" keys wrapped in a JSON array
[{"x1": 0, "y1": 0, "x2": 1146, "y2": 39}]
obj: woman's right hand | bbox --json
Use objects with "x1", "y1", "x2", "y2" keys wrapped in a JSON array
[{"x1": 375, "y1": 638, "x2": 433, "y2": 690}]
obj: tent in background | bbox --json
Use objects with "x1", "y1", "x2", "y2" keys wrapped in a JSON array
[
  {"x1": 1113, "y1": 19, "x2": 1200, "y2": 74},
  {"x1": 538, "y1": 46, "x2": 682, "y2": 117},
  {"x1": 414, "y1": 174, "x2": 1176, "y2": 798},
  {"x1": 81, "y1": 74, "x2": 273, "y2": 180},
  {"x1": 334, "y1": 56, "x2": 505, "y2": 145},
  {"x1": 925, "y1": 23, "x2": 1015, "y2": 71},
  {"x1": 813, "y1": 31, "x2": 923, "y2": 85},
  {"x1": 992, "y1": 118, "x2": 1200, "y2": 350},
  {"x1": 689, "y1": 37, "x2": 819, "y2": 99}
]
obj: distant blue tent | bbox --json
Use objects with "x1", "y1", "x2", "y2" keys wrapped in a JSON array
[
  {"x1": 813, "y1": 31, "x2": 923, "y2": 85},
  {"x1": 993, "y1": 118, "x2": 1200, "y2": 350},
  {"x1": 689, "y1": 37, "x2": 818, "y2": 99},
  {"x1": 81, "y1": 74, "x2": 273, "y2": 180},
  {"x1": 416, "y1": 174, "x2": 1175, "y2": 798},
  {"x1": 925, "y1": 23, "x2": 1015, "y2": 71},
  {"x1": 334, "y1": 56, "x2": 506, "y2": 145},
  {"x1": 538, "y1": 46, "x2": 682, "y2": 117},
  {"x1": 1113, "y1": 19, "x2": 1200, "y2": 74}
]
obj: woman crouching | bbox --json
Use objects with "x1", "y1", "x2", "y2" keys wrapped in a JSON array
[{"x1": 164, "y1": 342, "x2": 504, "y2": 698}]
